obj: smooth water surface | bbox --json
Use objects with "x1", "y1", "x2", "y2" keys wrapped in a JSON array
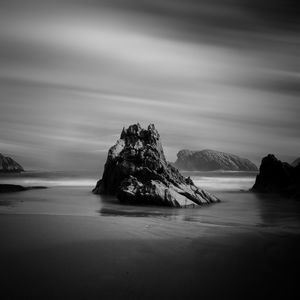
[{"x1": 1, "y1": 171, "x2": 299, "y2": 233}]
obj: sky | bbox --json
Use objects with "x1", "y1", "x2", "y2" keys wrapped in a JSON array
[{"x1": 0, "y1": 0, "x2": 299, "y2": 171}]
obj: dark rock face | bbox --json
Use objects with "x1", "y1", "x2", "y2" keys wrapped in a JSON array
[
  {"x1": 251, "y1": 154, "x2": 300, "y2": 199},
  {"x1": 93, "y1": 124, "x2": 220, "y2": 207},
  {"x1": 174, "y1": 149, "x2": 258, "y2": 171},
  {"x1": 0, "y1": 184, "x2": 26, "y2": 193},
  {"x1": 0, "y1": 184, "x2": 47, "y2": 193},
  {"x1": 0, "y1": 153, "x2": 24, "y2": 173},
  {"x1": 291, "y1": 157, "x2": 300, "y2": 167}
]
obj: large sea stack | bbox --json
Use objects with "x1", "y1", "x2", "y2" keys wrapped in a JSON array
[
  {"x1": 0, "y1": 153, "x2": 24, "y2": 173},
  {"x1": 251, "y1": 154, "x2": 300, "y2": 199},
  {"x1": 93, "y1": 124, "x2": 220, "y2": 207},
  {"x1": 174, "y1": 149, "x2": 257, "y2": 171}
]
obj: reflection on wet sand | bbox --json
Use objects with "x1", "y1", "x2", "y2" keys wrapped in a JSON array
[
  {"x1": 98, "y1": 191, "x2": 271, "y2": 229},
  {"x1": 99, "y1": 194, "x2": 180, "y2": 219},
  {"x1": 254, "y1": 192, "x2": 300, "y2": 230}
]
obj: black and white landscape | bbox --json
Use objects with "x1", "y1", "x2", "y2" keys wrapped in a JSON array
[{"x1": 0, "y1": 1, "x2": 299, "y2": 299}]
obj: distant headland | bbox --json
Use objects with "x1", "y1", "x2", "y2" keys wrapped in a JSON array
[
  {"x1": 174, "y1": 149, "x2": 258, "y2": 171},
  {"x1": 0, "y1": 153, "x2": 24, "y2": 173}
]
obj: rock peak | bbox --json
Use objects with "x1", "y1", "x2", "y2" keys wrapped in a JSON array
[
  {"x1": 120, "y1": 123, "x2": 159, "y2": 140},
  {"x1": 93, "y1": 124, "x2": 220, "y2": 207},
  {"x1": 0, "y1": 153, "x2": 24, "y2": 173}
]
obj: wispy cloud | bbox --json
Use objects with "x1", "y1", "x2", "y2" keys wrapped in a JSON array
[{"x1": 0, "y1": 0, "x2": 299, "y2": 170}]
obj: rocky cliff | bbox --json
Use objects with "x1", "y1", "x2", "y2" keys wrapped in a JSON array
[
  {"x1": 174, "y1": 149, "x2": 257, "y2": 171},
  {"x1": 93, "y1": 124, "x2": 220, "y2": 207},
  {"x1": 251, "y1": 154, "x2": 300, "y2": 199},
  {"x1": 0, "y1": 153, "x2": 24, "y2": 172}
]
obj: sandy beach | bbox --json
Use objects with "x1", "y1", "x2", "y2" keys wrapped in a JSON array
[{"x1": 1, "y1": 180, "x2": 300, "y2": 299}]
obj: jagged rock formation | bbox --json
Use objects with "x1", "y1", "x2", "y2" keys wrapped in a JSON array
[
  {"x1": 291, "y1": 157, "x2": 300, "y2": 167},
  {"x1": 174, "y1": 149, "x2": 258, "y2": 171},
  {"x1": 93, "y1": 124, "x2": 220, "y2": 207},
  {"x1": 0, "y1": 153, "x2": 24, "y2": 173},
  {"x1": 251, "y1": 154, "x2": 300, "y2": 199}
]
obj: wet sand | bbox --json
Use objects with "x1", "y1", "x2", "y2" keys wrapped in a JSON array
[
  {"x1": 0, "y1": 211, "x2": 300, "y2": 299},
  {"x1": 0, "y1": 180, "x2": 300, "y2": 299}
]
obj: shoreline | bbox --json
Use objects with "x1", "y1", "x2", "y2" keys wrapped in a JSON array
[{"x1": 0, "y1": 184, "x2": 299, "y2": 299}]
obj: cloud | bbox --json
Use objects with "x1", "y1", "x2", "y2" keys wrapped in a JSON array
[{"x1": 0, "y1": 0, "x2": 299, "y2": 170}]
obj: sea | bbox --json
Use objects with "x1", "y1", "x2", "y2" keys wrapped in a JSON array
[{"x1": 1, "y1": 170, "x2": 299, "y2": 231}]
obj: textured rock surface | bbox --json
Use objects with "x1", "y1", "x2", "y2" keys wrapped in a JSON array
[
  {"x1": 291, "y1": 157, "x2": 300, "y2": 167},
  {"x1": 0, "y1": 153, "x2": 24, "y2": 172},
  {"x1": 251, "y1": 154, "x2": 300, "y2": 199},
  {"x1": 174, "y1": 149, "x2": 258, "y2": 171},
  {"x1": 93, "y1": 124, "x2": 220, "y2": 207}
]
